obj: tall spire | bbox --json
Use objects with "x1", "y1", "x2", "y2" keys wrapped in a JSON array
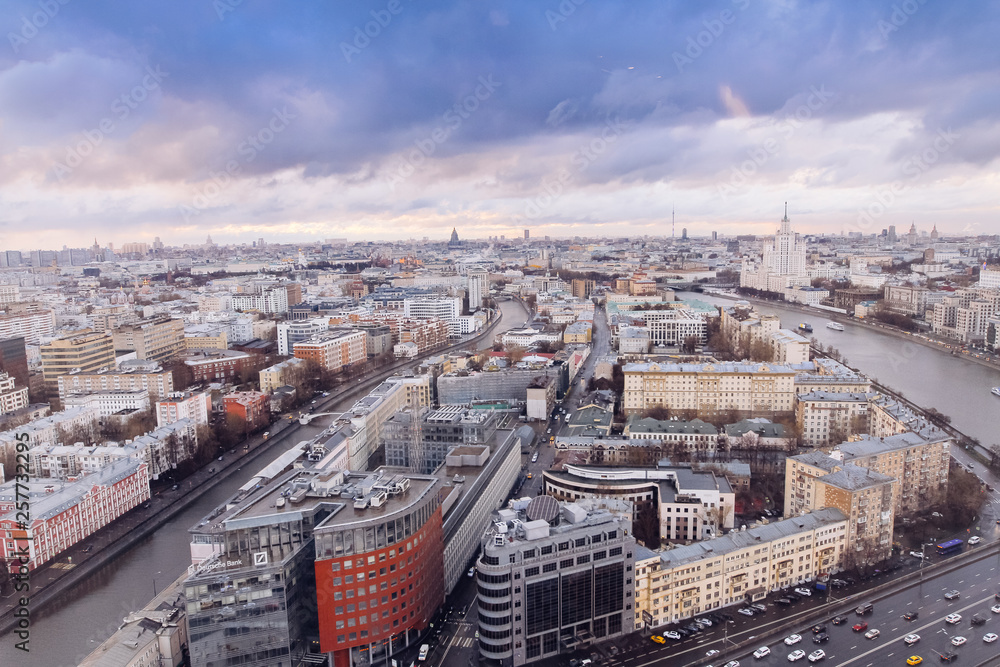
[{"x1": 780, "y1": 202, "x2": 791, "y2": 234}]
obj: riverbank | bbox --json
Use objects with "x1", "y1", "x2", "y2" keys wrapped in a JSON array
[
  {"x1": 708, "y1": 289, "x2": 1000, "y2": 374},
  {"x1": 0, "y1": 303, "x2": 517, "y2": 638}
]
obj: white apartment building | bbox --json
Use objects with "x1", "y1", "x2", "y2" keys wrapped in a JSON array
[
  {"x1": 63, "y1": 389, "x2": 151, "y2": 417},
  {"x1": 0, "y1": 371, "x2": 28, "y2": 415},
  {"x1": 156, "y1": 391, "x2": 211, "y2": 427},
  {"x1": 740, "y1": 206, "x2": 808, "y2": 293},
  {"x1": 277, "y1": 318, "x2": 330, "y2": 355},
  {"x1": 634, "y1": 508, "x2": 848, "y2": 628},
  {"x1": 0, "y1": 308, "x2": 56, "y2": 345},
  {"x1": 402, "y1": 296, "x2": 461, "y2": 321},
  {"x1": 467, "y1": 269, "x2": 489, "y2": 311}
]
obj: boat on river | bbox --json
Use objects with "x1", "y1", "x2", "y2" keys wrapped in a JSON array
[{"x1": 826, "y1": 322, "x2": 845, "y2": 331}]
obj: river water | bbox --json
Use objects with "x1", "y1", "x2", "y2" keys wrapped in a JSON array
[
  {"x1": 680, "y1": 291, "x2": 1000, "y2": 449},
  {"x1": 0, "y1": 299, "x2": 528, "y2": 667}
]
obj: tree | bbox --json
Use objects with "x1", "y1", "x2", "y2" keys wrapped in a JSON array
[
  {"x1": 682, "y1": 335, "x2": 699, "y2": 355},
  {"x1": 641, "y1": 406, "x2": 671, "y2": 421}
]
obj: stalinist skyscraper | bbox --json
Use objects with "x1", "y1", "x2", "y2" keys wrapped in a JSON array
[{"x1": 740, "y1": 203, "x2": 808, "y2": 292}]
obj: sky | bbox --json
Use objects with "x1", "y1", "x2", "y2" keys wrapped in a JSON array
[{"x1": 2, "y1": 0, "x2": 1000, "y2": 248}]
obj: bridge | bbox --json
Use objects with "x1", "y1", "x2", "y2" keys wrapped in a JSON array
[{"x1": 299, "y1": 411, "x2": 341, "y2": 425}]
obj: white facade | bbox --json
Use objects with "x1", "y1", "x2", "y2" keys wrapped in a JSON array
[
  {"x1": 467, "y1": 269, "x2": 489, "y2": 311},
  {"x1": 156, "y1": 391, "x2": 211, "y2": 427},
  {"x1": 63, "y1": 389, "x2": 151, "y2": 417},
  {"x1": 403, "y1": 296, "x2": 461, "y2": 321},
  {"x1": 740, "y1": 206, "x2": 808, "y2": 292}
]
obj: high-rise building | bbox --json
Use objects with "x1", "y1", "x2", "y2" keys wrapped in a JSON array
[
  {"x1": 467, "y1": 269, "x2": 489, "y2": 312},
  {"x1": 524, "y1": 229, "x2": 530, "y2": 240},
  {"x1": 740, "y1": 204, "x2": 808, "y2": 293},
  {"x1": 475, "y1": 497, "x2": 636, "y2": 666},
  {"x1": 112, "y1": 316, "x2": 185, "y2": 363},
  {"x1": 0, "y1": 337, "x2": 29, "y2": 388}
]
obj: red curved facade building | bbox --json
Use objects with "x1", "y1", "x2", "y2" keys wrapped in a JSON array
[{"x1": 314, "y1": 473, "x2": 445, "y2": 667}]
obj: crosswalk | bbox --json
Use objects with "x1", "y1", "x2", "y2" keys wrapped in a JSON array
[{"x1": 455, "y1": 636, "x2": 477, "y2": 648}]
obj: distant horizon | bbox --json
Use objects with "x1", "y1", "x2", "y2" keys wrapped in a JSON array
[{"x1": 4, "y1": 2, "x2": 1000, "y2": 246}]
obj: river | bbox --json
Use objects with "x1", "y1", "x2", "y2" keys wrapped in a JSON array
[
  {"x1": 0, "y1": 298, "x2": 528, "y2": 667},
  {"x1": 679, "y1": 291, "x2": 1000, "y2": 449}
]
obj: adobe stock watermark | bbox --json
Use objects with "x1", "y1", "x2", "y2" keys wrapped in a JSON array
[
  {"x1": 877, "y1": 0, "x2": 929, "y2": 41},
  {"x1": 518, "y1": 116, "x2": 628, "y2": 221},
  {"x1": 855, "y1": 127, "x2": 959, "y2": 232},
  {"x1": 340, "y1": 0, "x2": 411, "y2": 63},
  {"x1": 546, "y1": 0, "x2": 587, "y2": 31},
  {"x1": 383, "y1": 75, "x2": 501, "y2": 191},
  {"x1": 179, "y1": 106, "x2": 297, "y2": 222},
  {"x1": 673, "y1": 0, "x2": 750, "y2": 73},
  {"x1": 716, "y1": 84, "x2": 836, "y2": 203},
  {"x1": 7, "y1": 0, "x2": 71, "y2": 54},
  {"x1": 50, "y1": 65, "x2": 169, "y2": 181}
]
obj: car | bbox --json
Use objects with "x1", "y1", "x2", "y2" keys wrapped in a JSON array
[
  {"x1": 650, "y1": 635, "x2": 666, "y2": 644},
  {"x1": 985, "y1": 633, "x2": 999, "y2": 643},
  {"x1": 468, "y1": 567, "x2": 476, "y2": 577},
  {"x1": 909, "y1": 550, "x2": 925, "y2": 558},
  {"x1": 663, "y1": 631, "x2": 681, "y2": 640},
  {"x1": 904, "y1": 633, "x2": 920, "y2": 645},
  {"x1": 904, "y1": 611, "x2": 919, "y2": 621},
  {"x1": 831, "y1": 579, "x2": 847, "y2": 588},
  {"x1": 784, "y1": 634, "x2": 802, "y2": 645},
  {"x1": 751, "y1": 603, "x2": 767, "y2": 612},
  {"x1": 795, "y1": 587, "x2": 813, "y2": 596},
  {"x1": 787, "y1": 650, "x2": 806, "y2": 662},
  {"x1": 526, "y1": 473, "x2": 533, "y2": 479},
  {"x1": 171, "y1": 484, "x2": 179, "y2": 490},
  {"x1": 856, "y1": 602, "x2": 873, "y2": 615},
  {"x1": 944, "y1": 590, "x2": 960, "y2": 600},
  {"x1": 939, "y1": 653, "x2": 957, "y2": 663},
  {"x1": 852, "y1": 622, "x2": 868, "y2": 632},
  {"x1": 945, "y1": 613, "x2": 961, "y2": 624},
  {"x1": 865, "y1": 629, "x2": 880, "y2": 640},
  {"x1": 951, "y1": 636, "x2": 966, "y2": 646},
  {"x1": 906, "y1": 657, "x2": 922, "y2": 666},
  {"x1": 706, "y1": 649, "x2": 720, "y2": 657},
  {"x1": 812, "y1": 633, "x2": 829, "y2": 644},
  {"x1": 785, "y1": 592, "x2": 801, "y2": 601},
  {"x1": 776, "y1": 597, "x2": 792, "y2": 606},
  {"x1": 832, "y1": 616, "x2": 847, "y2": 625},
  {"x1": 808, "y1": 649, "x2": 825, "y2": 662},
  {"x1": 972, "y1": 614, "x2": 986, "y2": 626},
  {"x1": 969, "y1": 536, "x2": 981, "y2": 545},
  {"x1": 695, "y1": 617, "x2": 713, "y2": 627},
  {"x1": 738, "y1": 608, "x2": 755, "y2": 616},
  {"x1": 811, "y1": 625, "x2": 826, "y2": 634},
  {"x1": 724, "y1": 662, "x2": 740, "y2": 667},
  {"x1": 753, "y1": 647, "x2": 770, "y2": 659}
]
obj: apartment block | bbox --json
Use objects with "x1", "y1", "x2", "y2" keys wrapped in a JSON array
[
  {"x1": 784, "y1": 452, "x2": 896, "y2": 568},
  {"x1": 623, "y1": 416, "x2": 719, "y2": 455},
  {"x1": 0, "y1": 307, "x2": 56, "y2": 345},
  {"x1": 40, "y1": 332, "x2": 116, "y2": 396},
  {"x1": 475, "y1": 498, "x2": 636, "y2": 666},
  {"x1": 223, "y1": 390, "x2": 270, "y2": 430},
  {"x1": 57, "y1": 368, "x2": 175, "y2": 403},
  {"x1": 795, "y1": 391, "x2": 872, "y2": 447},
  {"x1": 112, "y1": 316, "x2": 186, "y2": 363},
  {"x1": 156, "y1": 391, "x2": 211, "y2": 427},
  {"x1": 259, "y1": 357, "x2": 308, "y2": 393},
  {"x1": 623, "y1": 361, "x2": 797, "y2": 417},
  {"x1": 182, "y1": 348, "x2": 253, "y2": 383},
  {"x1": 634, "y1": 508, "x2": 848, "y2": 628},
  {"x1": 0, "y1": 371, "x2": 28, "y2": 415},
  {"x1": 64, "y1": 389, "x2": 151, "y2": 417},
  {"x1": 293, "y1": 329, "x2": 367, "y2": 373}
]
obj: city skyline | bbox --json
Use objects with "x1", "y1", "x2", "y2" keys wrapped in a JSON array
[{"x1": 3, "y1": 2, "x2": 1000, "y2": 245}]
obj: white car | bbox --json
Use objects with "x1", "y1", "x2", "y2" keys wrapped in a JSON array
[
  {"x1": 865, "y1": 629, "x2": 880, "y2": 640},
  {"x1": 794, "y1": 587, "x2": 813, "y2": 596},
  {"x1": 904, "y1": 634, "x2": 920, "y2": 645},
  {"x1": 664, "y1": 631, "x2": 681, "y2": 640},
  {"x1": 784, "y1": 634, "x2": 802, "y2": 646},
  {"x1": 808, "y1": 649, "x2": 825, "y2": 662},
  {"x1": 787, "y1": 650, "x2": 806, "y2": 662},
  {"x1": 946, "y1": 613, "x2": 962, "y2": 624},
  {"x1": 969, "y1": 536, "x2": 982, "y2": 545},
  {"x1": 706, "y1": 649, "x2": 721, "y2": 657},
  {"x1": 753, "y1": 647, "x2": 770, "y2": 659},
  {"x1": 909, "y1": 550, "x2": 924, "y2": 558},
  {"x1": 992, "y1": 604, "x2": 1000, "y2": 614},
  {"x1": 951, "y1": 636, "x2": 967, "y2": 646},
  {"x1": 985, "y1": 633, "x2": 999, "y2": 643},
  {"x1": 738, "y1": 608, "x2": 755, "y2": 617}
]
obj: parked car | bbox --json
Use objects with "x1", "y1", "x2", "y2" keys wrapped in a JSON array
[
  {"x1": 751, "y1": 603, "x2": 766, "y2": 613},
  {"x1": 663, "y1": 631, "x2": 681, "y2": 640},
  {"x1": 738, "y1": 608, "x2": 755, "y2": 617},
  {"x1": 776, "y1": 598, "x2": 792, "y2": 606},
  {"x1": 795, "y1": 587, "x2": 813, "y2": 596}
]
